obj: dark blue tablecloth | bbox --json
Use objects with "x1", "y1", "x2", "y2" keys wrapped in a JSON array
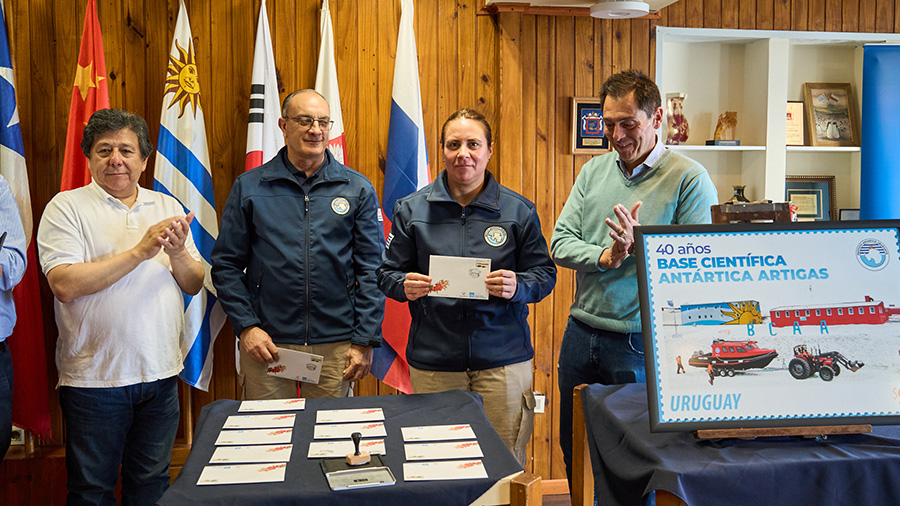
[
  {"x1": 583, "y1": 383, "x2": 900, "y2": 506},
  {"x1": 159, "y1": 390, "x2": 522, "y2": 506}
]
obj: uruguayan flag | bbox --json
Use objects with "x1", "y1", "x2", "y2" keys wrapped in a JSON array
[{"x1": 152, "y1": 0, "x2": 224, "y2": 391}]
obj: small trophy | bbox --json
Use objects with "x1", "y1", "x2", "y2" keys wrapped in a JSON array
[{"x1": 706, "y1": 111, "x2": 740, "y2": 146}]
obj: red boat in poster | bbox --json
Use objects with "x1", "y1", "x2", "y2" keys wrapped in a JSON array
[{"x1": 688, "y1": 339, "x2": 778, "y2": 376}]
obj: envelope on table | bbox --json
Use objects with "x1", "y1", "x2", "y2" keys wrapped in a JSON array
[
  {"x1": 238, "y1": 398, "x2": 306, "y2": 412},
  {"x1": 215, "y1": 428, "x2": 293, "y2": 446},
  {"x1": 316, "y1": 408, "x2": 385, "y2": 424},
  {"x1": 401, "y1": 424, "x2": 477, "y2": 441},
  {"x1": 404, "y1": 440, "x2": 483, "y2": 460},
  {"x1": 307, "y1": 439, "x2": 386, "y2": 458},
  {"x1": 313, "y1": 422, "x2": 387, "y2": 439},
  {"x1": 223, "y1": 414, "x2": 296, "y2": 429},
  {"x1": 403, "y1": 460, "x2": 488, "y2": 481},
  {"x1": 209, "y1": 444, "x2": 294, "y2": 464},
  {"x1": 427, "y1": 255, "x2": 490, "y2": 300},
  {"x1": 197, "y1": 463, "x2": 287, "y2": 485}
]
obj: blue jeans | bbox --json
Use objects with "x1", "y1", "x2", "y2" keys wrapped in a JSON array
[
  {"x1": 0, "y1": 340, "x2": 12, "y2": 461},
  {"x1": 557, "y1": 316, "x2": 646, "y2": 488},
  {"x1": 60, "y1": 376, "x2": 180, "y2": 506}
]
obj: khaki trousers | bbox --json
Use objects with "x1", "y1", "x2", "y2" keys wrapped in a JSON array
[
  {"x1": 410, "y1": 360, "x2": 535, "y2": 466},
  {"x1": 239, "y1": 340, "x2": 352, "y2": 400}
]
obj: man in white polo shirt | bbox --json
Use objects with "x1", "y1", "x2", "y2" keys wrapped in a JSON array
[{"x1": 37, "y1": 109, "x2": 204, "y2": 506}]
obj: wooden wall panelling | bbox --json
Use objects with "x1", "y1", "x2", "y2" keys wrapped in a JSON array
[
  {"x1": 705, "y1": 0, "x2": 722, "y2": 27},
  {"x1": 631, "y1": 20, "x2": 651, "y2": 74},
  {"x1": 476, "y1": 13, "x2": 498, "y2": 129},
  {"x1": 843, "y1": 0, "x2": 861, "y2": 30},
  {"x1": 684, "y1": 0, "x2": 704, "y2": 27},
  {"x1": 793, "y1": 0, "x2": 810, "y2": 29},
  {"x1": 894, "y1": 0, "x2": 900, "y2": 30},
  {"x1": 758, "y1": 0, "x2": 775, "y2": 28},
  {"x1": 774, "y1": 0, "x2": 792, "y2": 29},
  {"x1": 438, "y1": 0, "x2": 459, "y2": 133},
  {"x1": 416, "y1": 0, "x2": 440, "y2": 182},
  {"x1": 740, "y1": 0, "x2": 756, "y2": 28},
  {"x1": 859, "y1": 0, "x2": 877, "y2": 31},
  {"x1": 809, "y1": 0, "x2": 826, "y2": 29},
  {"x1": 519, "y1": 12, "x2": 545, "y2": 478},
  {"x1": 826, "y1": 0, "x2": 843, "y2": 30},
  {"x1": 335, "y1": 0, "x2": 360, "y2": 173},
  {"x1": 722, "y1": 0, "x2": 740, "y2": 28},
  {"x1": 458, "y1": 0, "x2": 478, "y2": 111},
  {"x1": 612, "y1": 20, "x2": 632, "y2": 72},
  {"x1": 873, "y1": 0, "x2": 894, "y2": 31},
  {"x1": 555, "y1": 14, "x2": 577, "y2": 483}
]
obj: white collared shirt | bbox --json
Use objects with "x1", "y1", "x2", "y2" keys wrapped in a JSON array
[{"x1": 37, "y1": 181, "x2": 202, "y2": 388}]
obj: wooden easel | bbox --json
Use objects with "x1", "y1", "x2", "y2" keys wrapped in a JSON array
[{"x1": 695, "y1": 424, "x2": 871, "y2": 440}]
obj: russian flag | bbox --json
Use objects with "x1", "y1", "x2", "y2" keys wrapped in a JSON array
[{"x1": 372, "y1": 0, "x2": 430, "y2": 394}]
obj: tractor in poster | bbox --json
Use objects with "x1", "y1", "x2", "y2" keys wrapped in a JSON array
[{"x1": 788, "y1": 344, "x2": 865, "y2": 382}]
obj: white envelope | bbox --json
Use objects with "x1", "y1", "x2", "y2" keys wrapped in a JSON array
[
  {"x1": 209, "y1": 444, "x2": 294, "y2": 464},
  {"x1": 313, "y1": 422, "x2": 387, "y2": 439},
  {"x1": 307, "y1": 439, "x2": 386, "y2": 458},
  {"x1": 316, "y1": 408, "x2": 385, "y2": 424},
  {"x1": 403, "y1": 460, "x2": 488, "y2": 481},
  {"x1": 197, "y1": 463, "x2": 287, "y2": 485},
  {"x1": 427, "y1": 255, "x2": 490, "y2": 300},
  {"x1": 404, "y1": 441, "x2": 483, "y2": 460},
  {"x1": 401, "y1": 424, "x2": 477, "y2": 441},
  {"x1": 238, "y1": 398, "x2": 306, "y2": 412},
  {"x1": 223, "y1": 414, "x2": 296, "y2": 429},
  {"x1": 265, "y1": 348, "x2": 323, "y2": 384},
  {"x1": 215, "y1": 428, "x2": 293, "y2": 446}
]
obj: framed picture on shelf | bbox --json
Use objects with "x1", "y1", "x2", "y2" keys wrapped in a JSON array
[
  {"x1": 571, "y1": 97, "x2": 609, "y2": 154},
  {"x1": 785, "y1": 175, "x2": 836, "y2": 221},
  {"x1": 840, "y1": 209, "x2": 861, "y2": 221},
  {"x1": 802, "y1": 83, "x2": 859, "y2": 147},
  {"x1": 786, "y1": 101, "x2": 804, "y2": 146}
]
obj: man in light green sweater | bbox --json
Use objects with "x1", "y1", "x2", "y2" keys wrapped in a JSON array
[{"x1": 551, "y1": 69, "x2": 719, "y2": 488}]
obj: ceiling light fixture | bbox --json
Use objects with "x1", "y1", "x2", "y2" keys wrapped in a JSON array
[{"x1": 590, "y1": 0, "x2": 650, "y2": 19}]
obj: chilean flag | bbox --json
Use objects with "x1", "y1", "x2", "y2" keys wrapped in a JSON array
[
  {"x1": 245, "y1": 0, "x2": 283, "y2": 172},
  {"x1": 0, "y1": 2, "x2": 50, "y2": 437},
  {"x1": 314, "y1": 0, "x2": 347, "y2": 165},
  {"x1": 371, "y1": 0, "x2": 430, "y2": 394}
]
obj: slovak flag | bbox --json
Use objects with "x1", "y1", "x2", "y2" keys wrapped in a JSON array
[
  {"x1": 152, "y1": 0, "x2": 225, "y2": 391},
  {"x1": 245, "y1": 0, "x2": 283, "y2": 172},
  {"x1": 371, "y1": 0, "x2": 430, "y2": 394},
  {"x1": 314, "y1": 0, "x2": 347, "y2": 164}
]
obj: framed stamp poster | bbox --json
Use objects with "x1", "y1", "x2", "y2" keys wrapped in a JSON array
[
  {"x1": 570, "y1": 97, "x2": 609, "y2": 154},
  {"x1": 635, "y1": 221, "x2": 900, "y2": 432}
]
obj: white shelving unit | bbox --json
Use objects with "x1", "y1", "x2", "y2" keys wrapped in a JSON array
[{"x1": 655, "y1": 27, "x2": 900, "y2": 209}]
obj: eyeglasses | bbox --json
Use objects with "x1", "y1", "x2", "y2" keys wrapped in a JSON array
[{"x1": 284, "y1": 115, "x2": 334, "y2": 130}]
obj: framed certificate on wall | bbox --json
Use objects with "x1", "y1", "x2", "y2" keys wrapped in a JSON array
[{"x1": 786, "y1": 101, "x2": 804, "y2": 146}]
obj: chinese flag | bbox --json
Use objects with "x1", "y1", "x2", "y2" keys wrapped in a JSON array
[{"x1": 60, "y1": 0, "x2": 109, "y2": 191}]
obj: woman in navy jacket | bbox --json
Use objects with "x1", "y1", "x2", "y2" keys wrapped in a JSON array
[{"x1": 377, "y1": 109, "x2": 556, "y2": 465}]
